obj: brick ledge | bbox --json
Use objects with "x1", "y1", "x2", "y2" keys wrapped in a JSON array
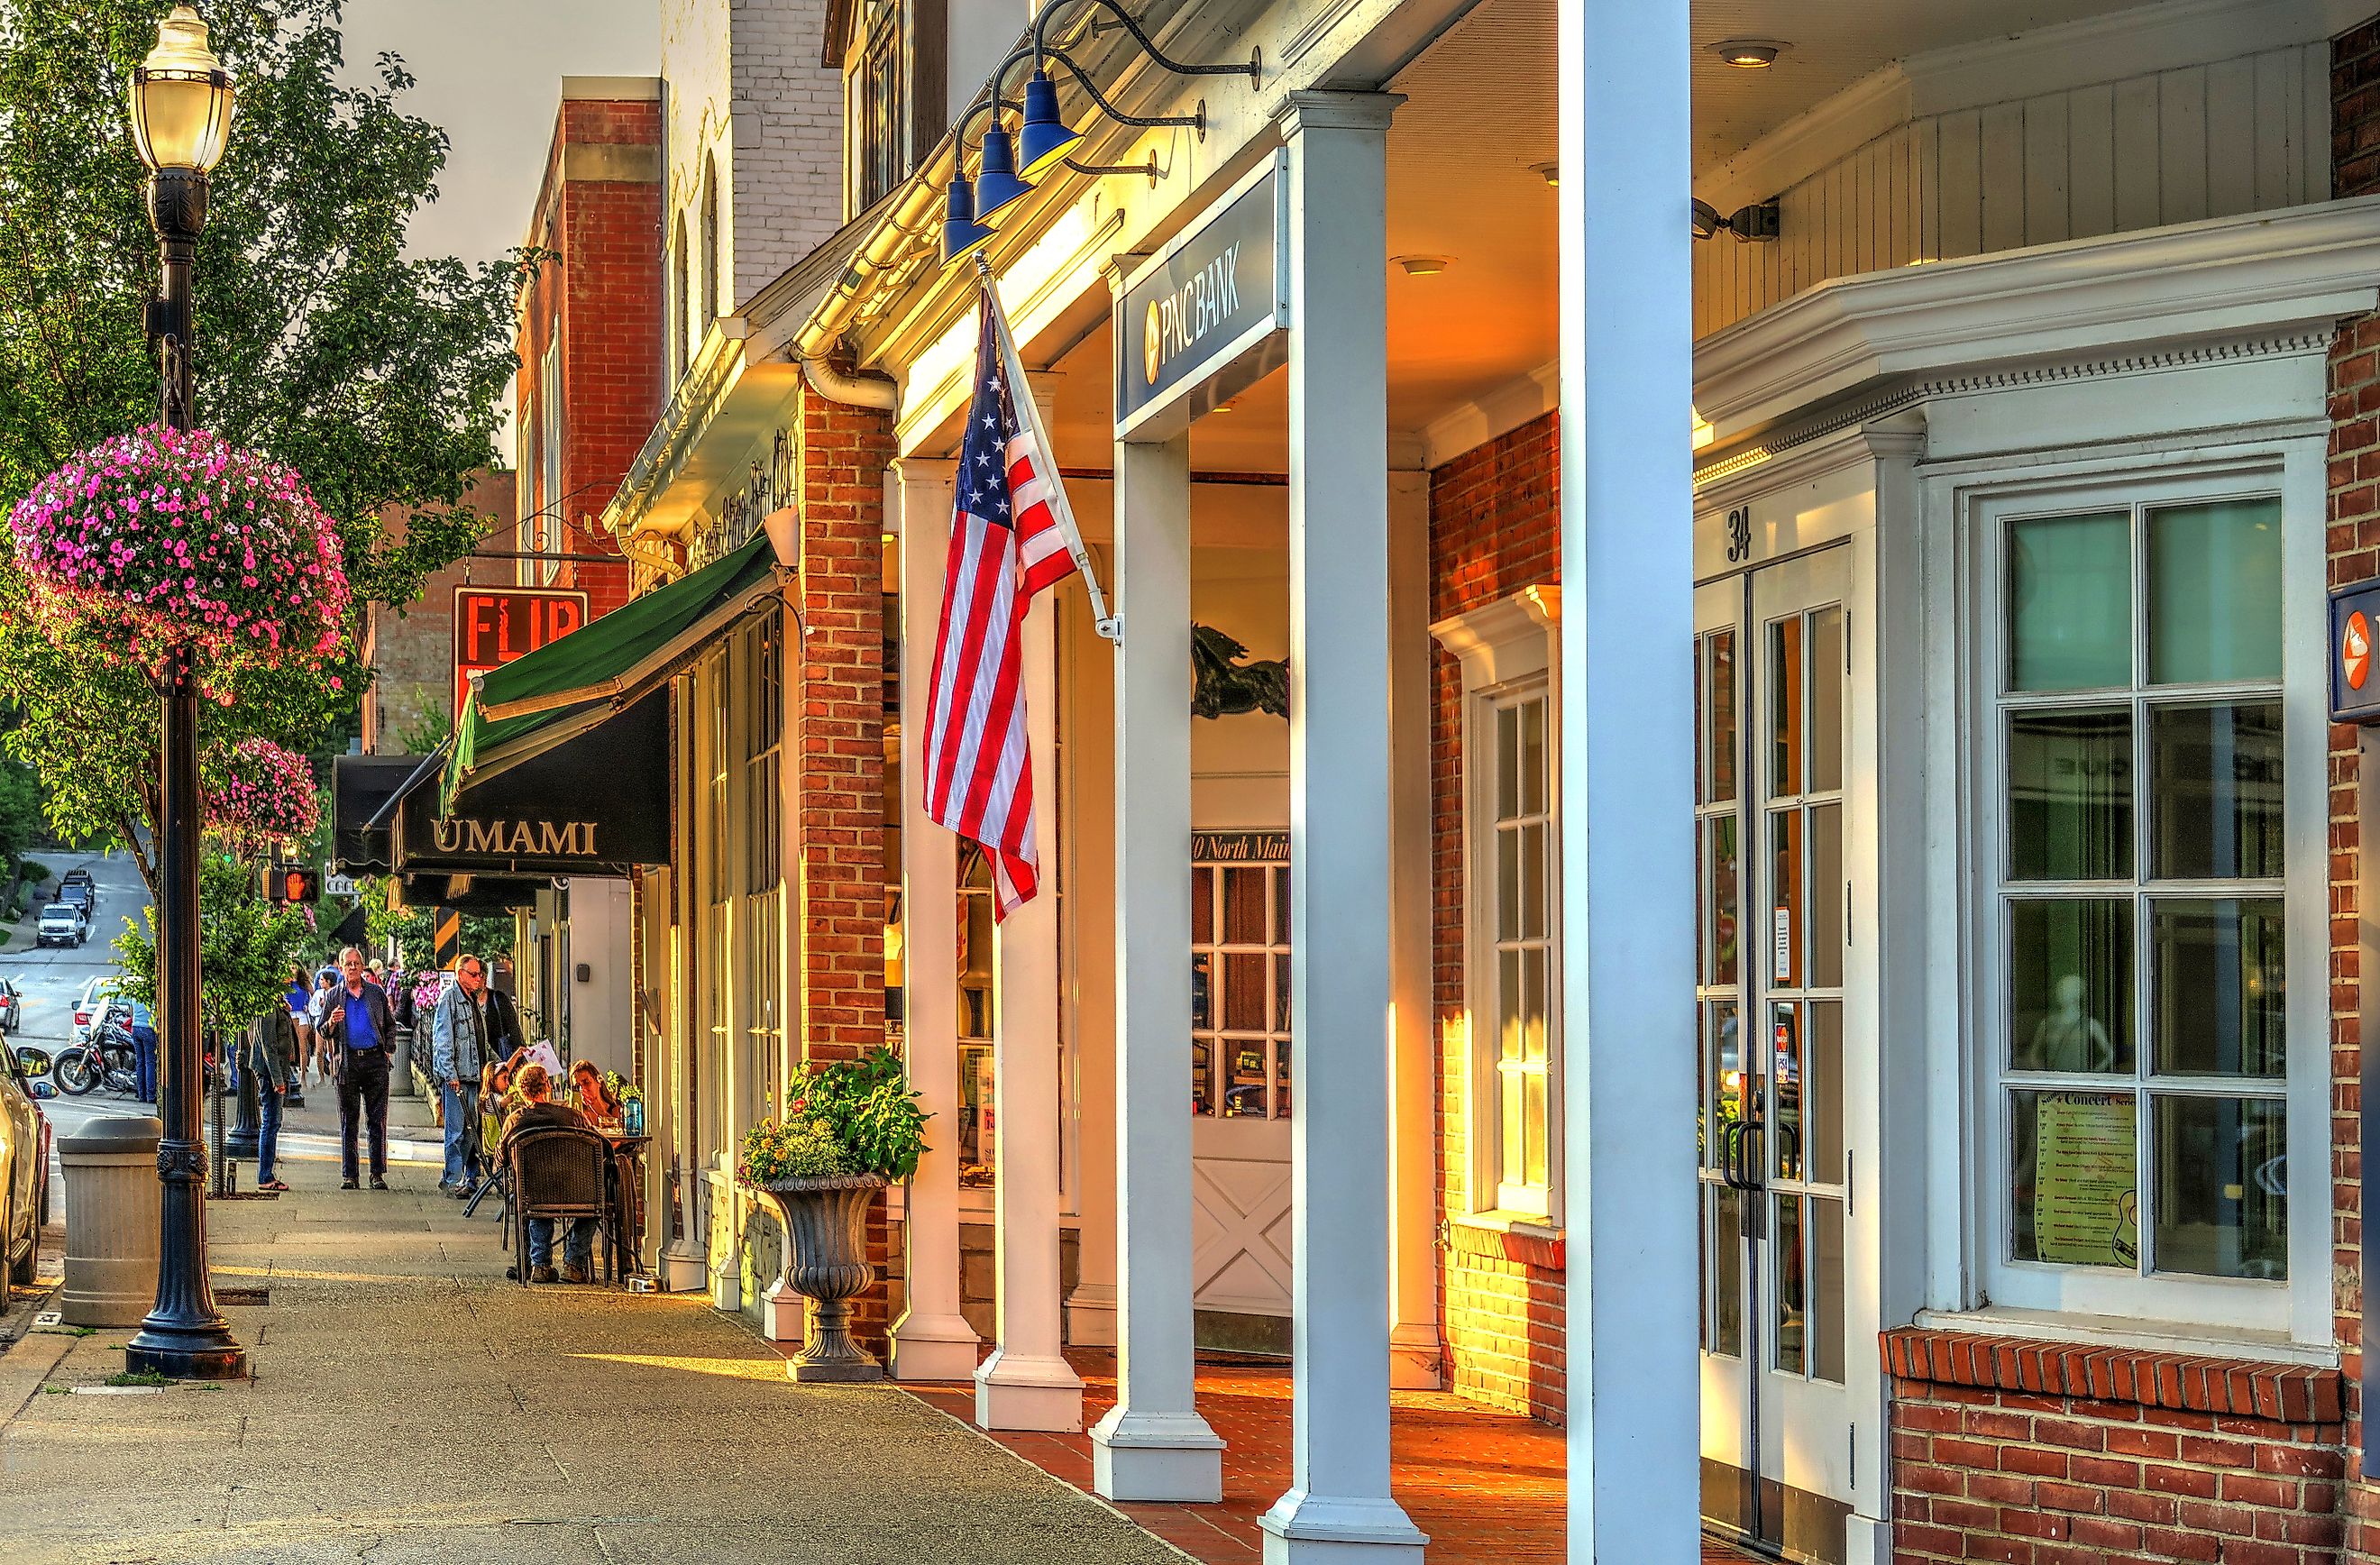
[{"x1": 1881, "y1": 1325, "x2": 2340, "y2": 1424}]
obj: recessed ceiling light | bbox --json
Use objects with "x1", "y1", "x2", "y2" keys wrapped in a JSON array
[
  {"x1": 1530, "y1": 160, "x2": 1558, "y2": 188},
  {"x1": 1711, "y1": 39, "x2": 1784, "y2": 68},
  {"x1": 1394, "y1": 255, "x2": 1452, "y2": 277}
]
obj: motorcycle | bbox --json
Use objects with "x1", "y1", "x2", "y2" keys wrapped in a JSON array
[{"x1": 54, "y1": 1020, "x2": 141, "y2": 1097}]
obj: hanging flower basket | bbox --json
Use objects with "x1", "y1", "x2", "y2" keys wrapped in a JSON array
[
  {"x1": 204, "y1": 737, "x2": 320, "y2": 853},
  {"x1": 5, "y1": 424, "x2": 349, "y2": 693}
]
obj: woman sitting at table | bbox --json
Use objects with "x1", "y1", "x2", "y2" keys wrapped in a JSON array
[
  {"x1": 570, "y1": 1060, "x2": 622, "y2": 1128},
  {"x1": 496, "y1": 1063, "x2": 600, "y2": 1285}
]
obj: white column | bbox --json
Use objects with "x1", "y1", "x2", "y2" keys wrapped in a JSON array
[
  {"x1": 1262, "y1": 90, "x2": 1426, "y2": 1565},
  {"x1": 890, "y1": 457, "x2": 982, "y2": 1381},
  {"x1": 1387, "y1": 470, "x2": 1442, "y2": 1391},
  {"x1": 1092, "y1": 428, "x2": 1224, "y2": 1501},
  {"x1": 976, "y1": 578, "x2": 1086, "y2": 1432},
  {"x1": 1560, "y1": 3, "x2": 1698, "y2": 1560}
]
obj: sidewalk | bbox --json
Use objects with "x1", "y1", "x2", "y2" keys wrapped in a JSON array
[{"x1": 0, "y1": 1148, "x2": 1186, "y2": 1564}]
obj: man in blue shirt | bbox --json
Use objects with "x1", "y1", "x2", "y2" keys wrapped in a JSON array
[{"x1": 316, "y1": 947, "x2": 396, "y2": 1190}]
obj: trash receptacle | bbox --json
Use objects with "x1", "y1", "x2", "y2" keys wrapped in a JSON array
[{"x1": 59, "y1": 1115, "x2": 160, "y2": 1327}]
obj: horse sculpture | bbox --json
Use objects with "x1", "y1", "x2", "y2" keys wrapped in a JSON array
[{"x1": 1191, "y1": 624, "x2": 1289, "y2": 719}]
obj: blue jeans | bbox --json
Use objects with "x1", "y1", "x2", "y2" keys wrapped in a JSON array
[
  {"x1": 131, "y1": 1026, "x2": 159, "y2": 1103},
  {"x1": 255, "y1": 1084, "x2": 283, "y2": 1185},
  {"x1": 527, "y1": 1216, "x2": 598, "y2": 1273},
  {"x1": 440, "y1": 1080, "x2": 481, "y2": 1186}
]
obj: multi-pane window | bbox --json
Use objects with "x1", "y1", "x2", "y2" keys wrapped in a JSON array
[
  {"x1": 670, "y1": 217, "x2": 689, "y2": 386},
  {"x1": 1996, "y1": 496, "x2": 2287, "y2": 1287},
  {"x1": 1696, "y1": 626, "x2": 1743, "y2": 1357},
  {"x1": 741, "y1": 617, "x2": 784, "y2": 1117},
  {"x1": 538, "y1": 334, "x2": 563, "y2": 583},
  {"x1": 847, "y1": 0, "x2": 905, "y2": 214},
  {"x1": 1485, "y1": 690, "x2": 1553, "y2": 1213},
  {"x1": 1190, "y1": 847, "x2": 1293, "y2": 1121}
]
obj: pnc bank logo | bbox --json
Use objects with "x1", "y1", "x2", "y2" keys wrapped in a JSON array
[
  {"x1": 1141, "y1": 241, "x2": 1245, "y2": 387},
  {"x1": 2348, "y1": 609, "x2": 2372, "y2": 691}
]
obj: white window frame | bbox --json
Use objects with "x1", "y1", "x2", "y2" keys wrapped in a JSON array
[
  {"x1": 1954, "y1": 450, "x2": 2328, "y2": 1343},
  {"x1": 1433, "y1": 586, "x2": 1564, "y2": 1227}
]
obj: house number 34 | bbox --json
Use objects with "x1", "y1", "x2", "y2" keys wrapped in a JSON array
[{"x1": 1725, "y1": 506, "x2": 1752, "y2": 563}]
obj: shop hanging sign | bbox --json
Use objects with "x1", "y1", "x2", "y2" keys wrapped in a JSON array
[
  {"x1": 2332, "y1": 581, "x2": 2380, "y2": 725},
  {"x1": 453, "y1": 585, "x2": 588, "y2": 719},
  {"x1": 1114, "y1": 151, "x2": 1289, "y2": 441}
]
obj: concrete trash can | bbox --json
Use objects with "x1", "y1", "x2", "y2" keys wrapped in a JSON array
[{"x1": 59, "y1": 1115, "x2": 161, "y2": 1327}]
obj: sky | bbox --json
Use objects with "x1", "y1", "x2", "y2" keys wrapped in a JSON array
[{"x1": 337, "y1": 0, "x2": 661, "y2": 270}]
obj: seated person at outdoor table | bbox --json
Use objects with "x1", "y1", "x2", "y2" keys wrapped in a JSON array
[
  {"x1": 496, "y1": 1063, "x2": 600, "y2": 1285},
  {"x1": 570, "y1": 1060, "x2": 621, "y2": 1128}
]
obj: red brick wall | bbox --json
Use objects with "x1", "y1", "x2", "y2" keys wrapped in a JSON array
[
  {"x1": 1885, "y1": 1331, "x2": 2345, "y2": 1565},
  {"x1": 2335, "y1": 13, "x2": 2380, "y2": 1556},
  {"x1": 1428, "y1": 410, "x2": 1565, "y2": 1422},
  {"x1": 516, "y1": 93, "x2": 662, "y2": 621}
]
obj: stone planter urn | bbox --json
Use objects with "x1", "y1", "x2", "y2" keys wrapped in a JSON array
[{"x1": 755, "y1": 1174, "x2": 888, "y2": 1383}]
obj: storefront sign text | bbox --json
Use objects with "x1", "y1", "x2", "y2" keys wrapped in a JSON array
[
  {"x1": 1115, "y1": 153, "x2": 1288, "y2": 440},
  {"x1": 453, "y1": 585, "x2": 588, "y2": 718}
]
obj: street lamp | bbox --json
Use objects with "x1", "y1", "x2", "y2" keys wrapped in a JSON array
[{"x1": 122, "y1": 4, "x2": 244, "y2": 1382}]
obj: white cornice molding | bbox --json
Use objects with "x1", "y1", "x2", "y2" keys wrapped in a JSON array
[
  {"x1": 1695, "y1": 0, "x2": 2340, "y2": 213},
  {"x1": 1419, "y1": 362, "x2": 1560, "y2": 471},
  {"x1": 1693, "y1": 197, "x2": 2380, "y2": 447}
]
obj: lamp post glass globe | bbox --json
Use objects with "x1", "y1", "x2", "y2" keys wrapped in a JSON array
[{"x1": 132, "y1": 5, "x2": 236, "y2": 174}]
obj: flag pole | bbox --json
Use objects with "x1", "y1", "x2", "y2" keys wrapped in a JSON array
[{"x1": 975, "y1": 253, "x2": 1121, "y2": 645}]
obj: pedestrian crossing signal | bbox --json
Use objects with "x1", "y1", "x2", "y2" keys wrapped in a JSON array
[{"x1": 261, "y1": 865, "x2": 319, "y2": 904}]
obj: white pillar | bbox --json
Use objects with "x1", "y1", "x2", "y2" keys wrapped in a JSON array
[
  {"x1": 1560, "y1": 3, "x2": 1698, "y2": 1560},
  {"x1": 1262, "y1": 89, "x2": 1426, "y2": 1565},
  {"x1": 890, "y1": 457, "x2": 982, "y2": 1381},
  {"x1": 1387, "y1": 470, "x2": 1442, "y2": 1391},
  {"x1": 1092, "y1": 428, "x2": 1225, "y2": 1501},
  {"x1": 976, "y1": 585, "x2": 1086, "y2": 1432}
]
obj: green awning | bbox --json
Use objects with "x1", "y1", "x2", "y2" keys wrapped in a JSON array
[{"x1": 444, "y1": 530, "x2": 782, "y2": 810}]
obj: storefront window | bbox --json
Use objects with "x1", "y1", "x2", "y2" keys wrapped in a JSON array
[
  {"x1": 1189, "y1": 840, "x2": 1293, "y2": 1121},
  {"x1": 957, "y1": 846, "x2": 994, "y2": 1187},
  {"x1": 1998, "y1": 495, "x2": 2287, "y2": 1285},
  {"x1": 1488, "y1": 688, "x2": 1554, "y2": 1213}
]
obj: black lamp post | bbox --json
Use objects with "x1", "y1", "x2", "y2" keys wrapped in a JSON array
[{"x1": 121, "y1": 4, "x2": 245, "y2": 1382}]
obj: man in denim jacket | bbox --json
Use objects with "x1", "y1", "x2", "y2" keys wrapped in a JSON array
[{"x1": 429, "y1": 956, "x2": 491, "y2": 1198}]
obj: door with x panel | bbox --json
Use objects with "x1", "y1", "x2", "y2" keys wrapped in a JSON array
[{"x1": 1698, "y1": 545, "x2": 1857, "y2": 1564}]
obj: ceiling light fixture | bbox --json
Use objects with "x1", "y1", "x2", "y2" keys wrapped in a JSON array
[
  {"x1": 1395, "y1": 255, "x2": 1451, "y2": 277},
  {"x1": 1530, "y1": 160, "x2": 1558, "y2": 188},
  {"x1": 1690, "y1": 197, "x2": 1780, "y2": 243},
  {"x1": 1710, "y1": 39, "x2": 1784, "y2": 69}
]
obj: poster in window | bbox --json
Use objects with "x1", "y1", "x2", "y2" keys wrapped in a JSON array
[{"x1": 2033, "y1": 1092, "x2": 2138, "y2": 1268}]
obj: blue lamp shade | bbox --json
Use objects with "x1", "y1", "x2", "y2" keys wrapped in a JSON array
[
  {"x1": 974, "y1": 124, "x2": 1034, "y2": 226},
  {"x1": 1016, "y1": 71, "x2": 1082, "y2": 178},
  {"x1": 941, "y1": 178, "x2": 994, "y2": 266}
]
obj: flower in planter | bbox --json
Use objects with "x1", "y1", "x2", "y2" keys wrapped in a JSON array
[
  {"x1": 203, "y1": 737, "x2": 320, "y2": 854},
  {"x1": 6, "y1": 425, "x2": 349, "y2": 694},
  {"x1": 734, "y1": 1048, "x2": 929, "y2": 1185},
  {"x1": 738, "y1": 1115, "x2": 858, "y2": 1184}
]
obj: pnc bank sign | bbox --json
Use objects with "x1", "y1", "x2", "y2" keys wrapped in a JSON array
[{"x1": 1115, "y1": 152, "x2": 1288, "y2": 441}]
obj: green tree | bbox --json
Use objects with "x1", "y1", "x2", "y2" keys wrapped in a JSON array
[
  {"x1": 114, "y1": 855, "x2": 309, "y2": 1038},
  {"x1": 0, "y1": 0, "x2": 527, "y2": 885}
]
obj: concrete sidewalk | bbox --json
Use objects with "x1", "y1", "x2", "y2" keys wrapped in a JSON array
[{"x1": 0, "y1": 1146, "x2": 1185, "y2": 1564}]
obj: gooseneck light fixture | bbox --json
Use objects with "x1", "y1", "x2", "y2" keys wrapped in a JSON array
[
  {"x1": 123, "y1": 4, "x2": 246, "y2": 1384},
  {"x1": 938, "y1": 0, "x2": 1261, "y2": 267}
]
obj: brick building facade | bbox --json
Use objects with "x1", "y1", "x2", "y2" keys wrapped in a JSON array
[
  {"x1": 361, "y1": 470, "x2": 516, "y2": 753},
  {"x1": 514, "y1": 78, "x2": 664, "y2": 621},
  {"x1": 1429, "y1": 414, "x2": 1566, "y2": 1423}
]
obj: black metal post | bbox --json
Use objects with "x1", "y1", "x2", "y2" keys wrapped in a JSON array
[{"x1": 124, "y1": 165, "x2": 244, "y2": 1381}]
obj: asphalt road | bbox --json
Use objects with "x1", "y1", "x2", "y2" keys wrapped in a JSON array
[{"x1": 4, "y1": 847, "x2": 151, "y2": 1213}]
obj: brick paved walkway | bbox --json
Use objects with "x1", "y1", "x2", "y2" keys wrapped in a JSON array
[{"x1": 904, "y1": 1350, "x2": 1760, "y2": 1563}]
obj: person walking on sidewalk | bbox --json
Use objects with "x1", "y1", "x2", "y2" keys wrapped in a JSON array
[
  {"x1": 316, "y1": 947, "x2": 396, "y2": 1191},
  {"x1": 429, "y1": 954, "x2": 492, "y2": 1199},
  {"x1": 243, "y1": 1002, "x2": 298, "y2": 1193},
  {"x1": 496, "y1": 1063, "x2": 599, "y2": 1284}
]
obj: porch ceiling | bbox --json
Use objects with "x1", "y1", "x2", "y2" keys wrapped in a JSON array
[{"x1": 1033, "y1": 0, "x2": 2209, "y2": 476}]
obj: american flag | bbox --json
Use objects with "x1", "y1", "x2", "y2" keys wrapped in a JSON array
[{"x1": 920, "y1": 282, "x2": 1089, "y2": 918}]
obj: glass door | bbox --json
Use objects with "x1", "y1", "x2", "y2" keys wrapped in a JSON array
[{"x1": 1699, "y1": 546, "x2": 1856, "y2": 1564}]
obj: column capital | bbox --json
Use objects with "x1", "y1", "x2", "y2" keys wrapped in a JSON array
[
  {"x1": 1104, "y1": 251, "x2": 1150, "y2": 298},
  {"x1": 1273, "y1": 89, "x2": 1403, "y2": 141},
  {"x1": 892, "y1": 454, "x2": 957, "y2": 485}
]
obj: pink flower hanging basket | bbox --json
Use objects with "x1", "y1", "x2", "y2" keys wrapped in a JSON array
[
  {"x1": 204, "y1": 737, "x2": 320, "y2": 853},
  {"x1": 5, "y1": 424, "x2": 349, "y2": 692}
]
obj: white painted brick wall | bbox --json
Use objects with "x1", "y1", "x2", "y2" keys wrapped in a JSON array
[{"x1": 728, "y1": 0, "x2": 844, "y2": 305}]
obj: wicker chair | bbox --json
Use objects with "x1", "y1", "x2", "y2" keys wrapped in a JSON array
[{"x1": 508, "y1": 1125, "x2": 616, "y2": 1286}]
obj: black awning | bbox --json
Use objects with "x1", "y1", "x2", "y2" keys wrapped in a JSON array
[
  {"x1": 392, "y1": 873, "x2": 557, "y2": 915},
  {"x1": 397, "y1": 690, "x2": 670, "y2": 878},
  {"x1": 332, "y1": 755, "x2": 426, "y2": 874}
]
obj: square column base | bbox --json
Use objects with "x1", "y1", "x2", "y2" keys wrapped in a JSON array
[
  {"x1": 889, "y1": 1312, "x2": 982, "y2": 1382},
  {"x1": 761, "y1": 1279, "x2": 803, "y2": 1343},
  {"x1": 975, "y1": 1348, "x2": 1085, "y2": 1432},
  {"x1": 709, "y1": 1255, "x2": 742, "y2": 1314},
  {"x1": 1388, "y1": 1323, "x2": 1442, "y2": 1390},
  {"x1": 658, "y1": 1247, "x2": 708, "y2": 1293},
  {"x1": 1093, "y1": 1407, "x2": 1226, "y2": 1502},
  {"x1": 1260, "y1": 1492, "x2": 1429, "y2": 1564},
  {"x1": 1066, "y1": 1283, "x2": 1117, "y2": 1347}
]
